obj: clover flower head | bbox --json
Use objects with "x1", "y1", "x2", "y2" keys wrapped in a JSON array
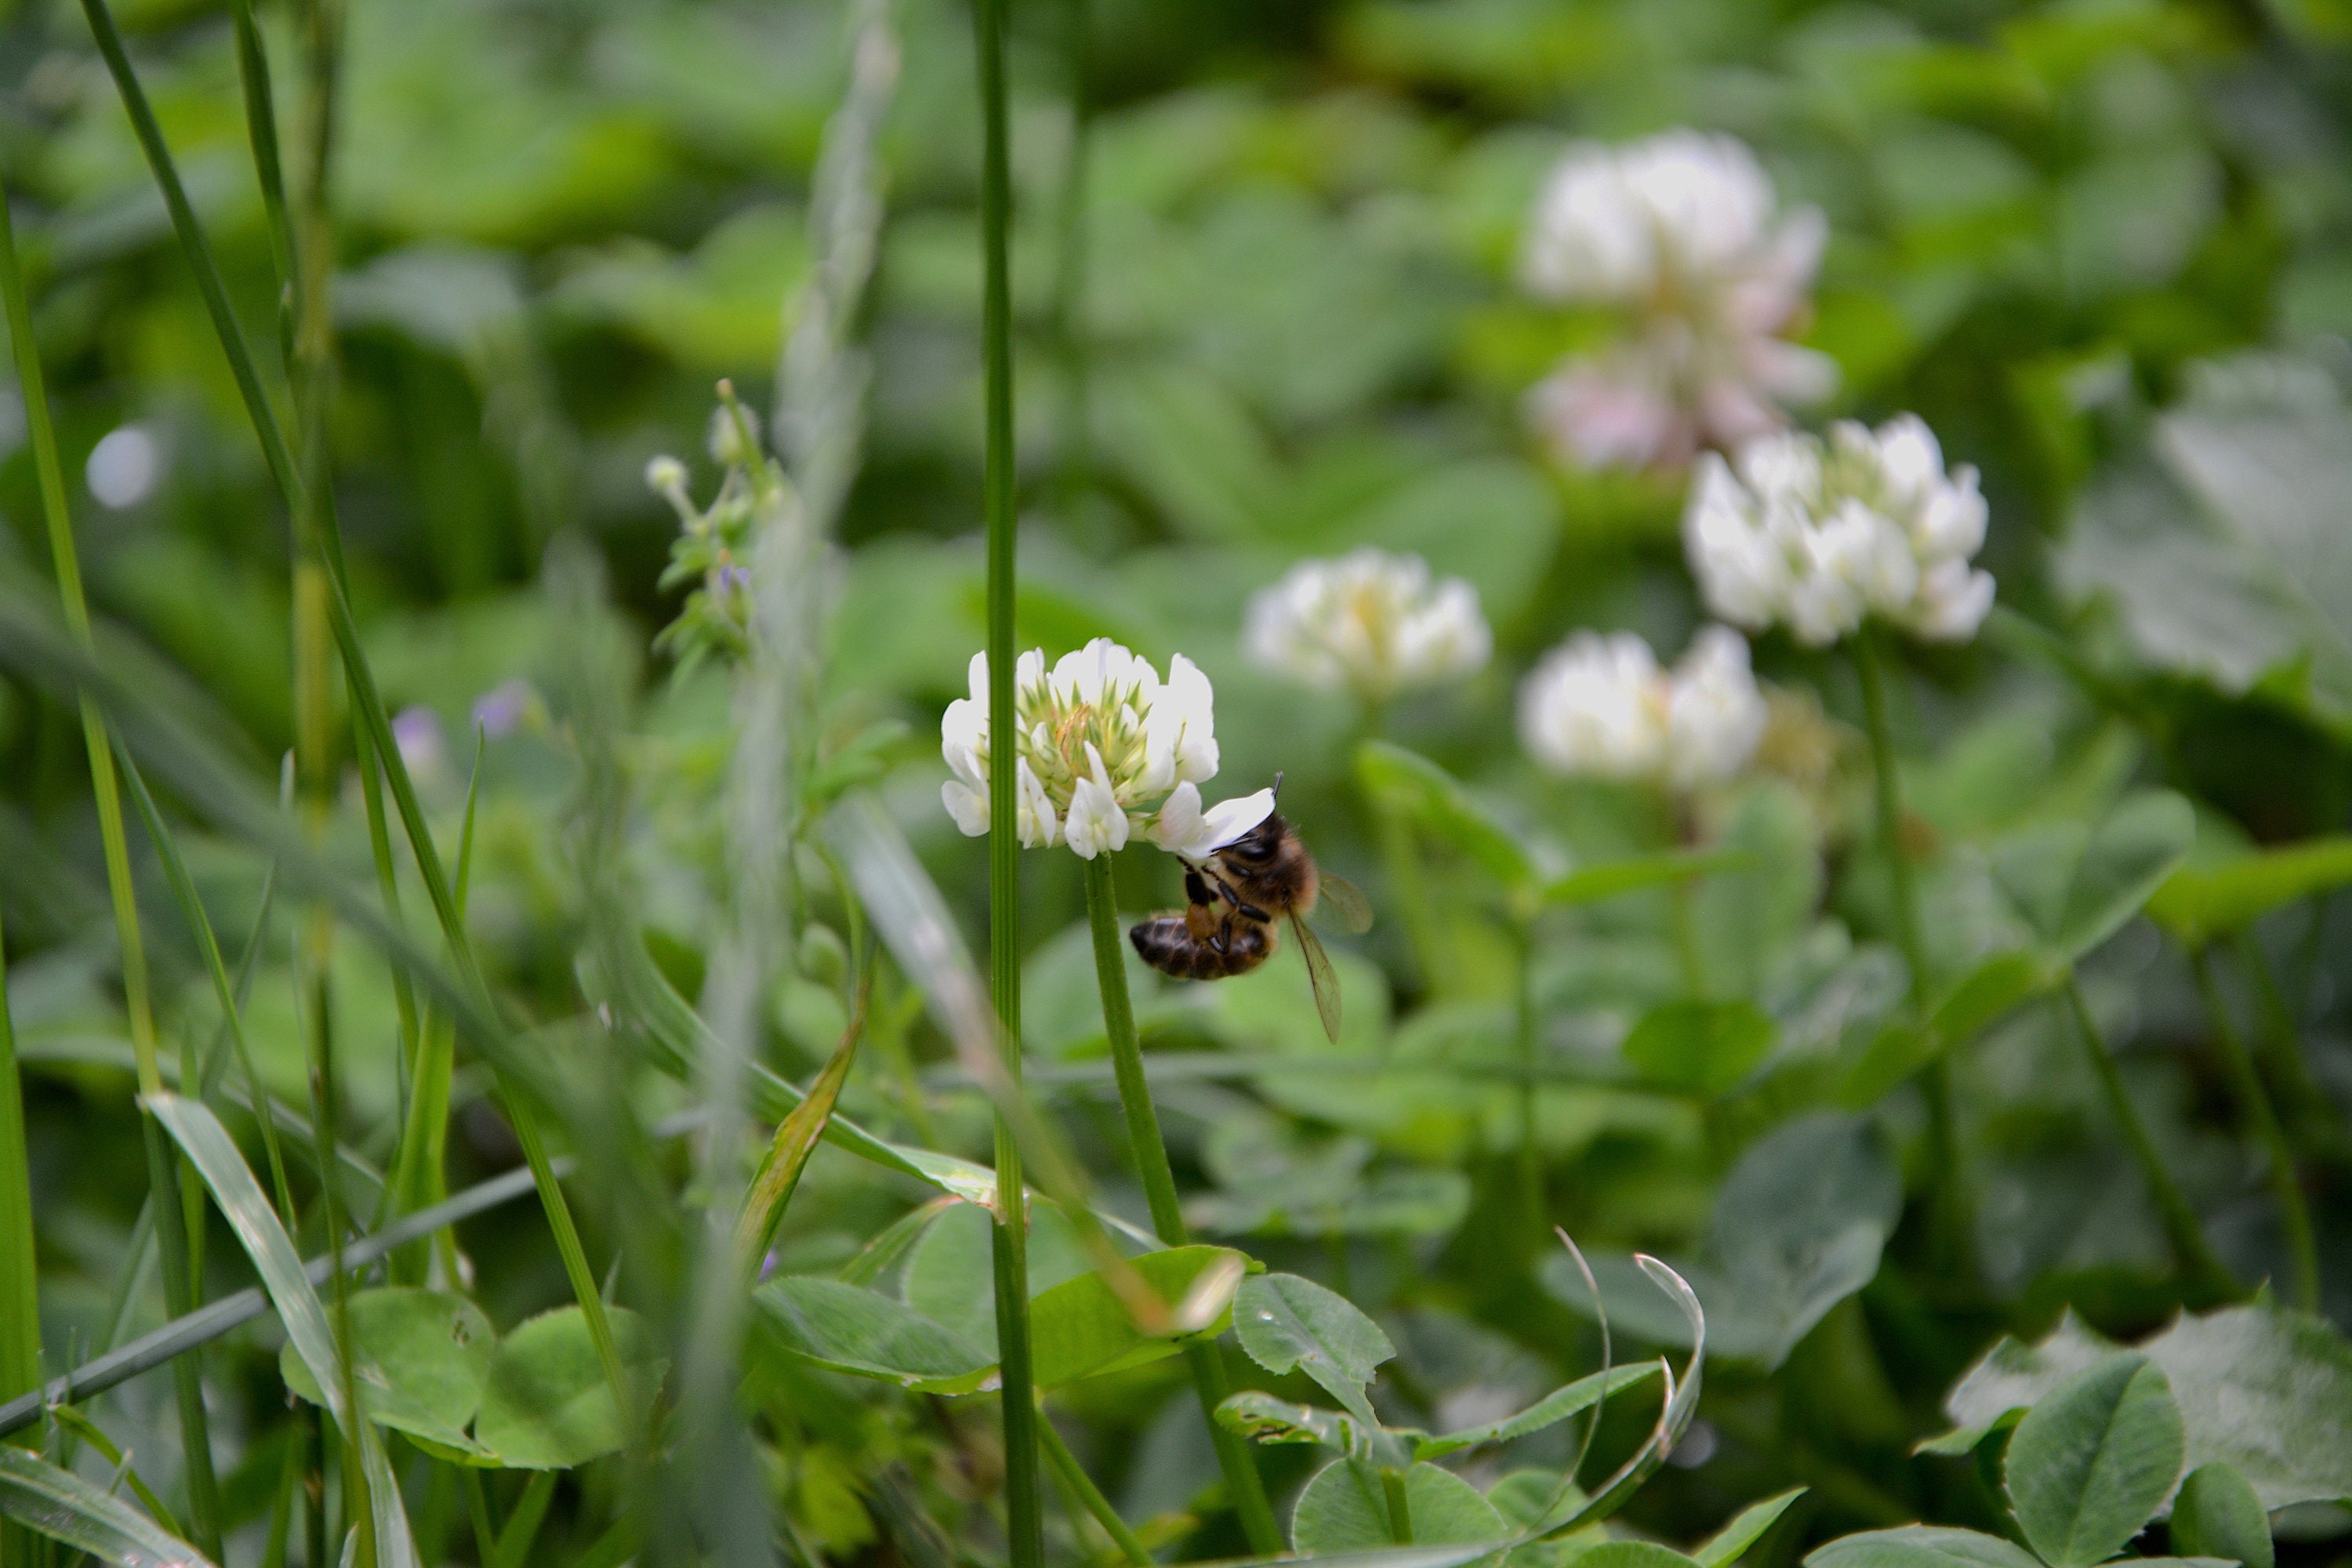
[
  {"x1": 1683, "y1": 415, "x2": 1994, "y2": 647},
  {"x1": 1519, "y1": 624, "x2": 1766, "y2": 791},
  {"x1": 1243, "y1": 548, "x2": 1491, "y2": 702},
  {"x1": 940, "y1": 639, "x2": 1273, "y2": 860},
  {"x1": 1519, "y1": 130, "x2": 1834, "y2": 471}
]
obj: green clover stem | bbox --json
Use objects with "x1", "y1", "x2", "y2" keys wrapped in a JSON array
[
  {"x1": 2189, "y1": 949, "x2": 2318, "y2": 1311},
  {"x1": 1083, "y1": 853, "x2": 1284, "y2": 1552},
  {"x1": 2063, "y1": 977, "x2": 2238, "y2": 1302}
]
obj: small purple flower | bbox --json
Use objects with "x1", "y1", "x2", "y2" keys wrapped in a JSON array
[
  {"x1": 717, "y1": 564, "x2": 752, "y2": 596},
  {"x1": 471, "y1": 678, "x2": 536, "y2": 739},
  {"x1": 390, "y1": 705, "x2": 447, "y2": 782}
]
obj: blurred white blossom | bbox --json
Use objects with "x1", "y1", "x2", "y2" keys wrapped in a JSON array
[
  {"x1": 941, "y1": 638, "x2": 1273, "y2": 860},
  {"x1": 1519, "y1": 131, "x2": 1834, "y2": 470},
  {"x1": 1243, "y1": 548, "x2": 1490, "y2": 702},
  {"x1": 1519, "y1": 624, "x2": 1766, "y2": 790},
  {"x1": 1684, "y1": 415, "x2": 1995, "y2": 646}
]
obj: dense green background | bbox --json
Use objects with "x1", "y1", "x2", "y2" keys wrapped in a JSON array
[{"x1": 5, "y1": 0, "x2": 2352, "y2": 1563}]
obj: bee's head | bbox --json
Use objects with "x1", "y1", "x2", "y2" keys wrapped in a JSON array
[{"x1": 1225, "y1": 811, "x2": 1287, "y2": 866}]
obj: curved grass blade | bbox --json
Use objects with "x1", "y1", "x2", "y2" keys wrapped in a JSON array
[
  {"x1": 45, "y1": 1404, "x2": 187, "y2": 1543},
  {"x1": 117, "y1": 746, "x2": 295, "y2": 1219},
  {"x1": 146, "y1": 1093, "x2": 418, "y2": 1568},
  {"x1": 0, "y1": 1443, "x2": 219, "y2": 1568},
  {"x1": 1541, "y1": 1254, "x2": 1708, "y2": 1537},
  {"x1": 736, "y1": 978, "x2": 869, "y2": 1277}
]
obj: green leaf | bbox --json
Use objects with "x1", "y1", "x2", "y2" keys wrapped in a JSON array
[
  {"x1": 2169, "y1": 1464, "x2": 2273, "y2": 1568},
  {"x1": 1547, "y1": 1114, "x2": 1897, "y2": 1368},
  {"x1": 1291, "y1": 1458, "x2": 1509, "y2": 1552},
  {"x1": 1805, "y1": 1526, "x2": 2045, "y2": 1568},
  {"x1": 754, "y1": 1276, "x2": 996, "y2": 1395},
  {"x1": 1578, "y1": 1545, "x2": 1703, "y2": 1568},
  {"x1": 1840, "y1": 952, "x2": 2058, "y2": 1106},
  {"x1": 2146, "y1": 837, "x2": 2352, "y2": 949},
  {"x1": 278, "y1": 1287, "x2": 496, "y2": 1455},
  {"x1": 1356, "y1": 741, "x2": 1538, "y2": 895},
  {"x1": 1621, "y1": 1001, "x2": 1777, "y2": 1098},
  {"x1": 1543, "y1": 847, "x2": 1750, "y2": 907},
  {"x1": 899, "y1": 1199, "x2": 1088, "y2": 1352},
  {"x1": 2005, "y1": 1353, "x2": 2186, "y2": 1566},
  {"x1": 473, "y1": 1305, "x2": 669, "y2": 1468},
  {"x1": 1218, "y1": 1391, "x2": 1380, "y2": 1454},
  {"x1": 147, "y1": 1093, "x2": 419, "y2": 1565},
  {"x1": 1234, "y1": 1272, "x2": 1396, "y2": 1431},
  {"x1": 1028, "y1": 1245, "x2": 1247, "y2": 1388},
  {"x1": 1995, "y1": 792, "x2": 2194, "y2": 964},
  {"x1": 1695, "y1": 1489, "x2": 1809, "y2": 1568},
  {"x1": 1943, "y1": 1307, "x2": 2352, "y2": 1510},
  {"x1": 0, "y1": 1443, "x2": 219, "y2": 1568},
  {"x1": 1414, "y1": 1363, "x2": 1663, "y2": 1460}
]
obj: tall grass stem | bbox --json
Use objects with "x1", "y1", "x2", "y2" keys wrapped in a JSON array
[{"x1": 973, "y1": 0, "x2": 1044, "y2": 1555}]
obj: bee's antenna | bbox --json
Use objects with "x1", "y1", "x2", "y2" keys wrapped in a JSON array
[{"x1": 1271, "y1": 771, "x2": 1284, "y2": 800}]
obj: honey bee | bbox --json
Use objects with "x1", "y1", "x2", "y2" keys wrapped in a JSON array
[{"x1": 1128, "y1": 784, "x2": 1372, "y2": 1043}]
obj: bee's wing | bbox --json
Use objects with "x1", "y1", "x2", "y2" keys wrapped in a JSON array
[
  {"x1": 1290, "y1": 912, "x2": 1342, "y2": 1044},
  {"x1": 1317, "y1": 873, "x2": 1374, "y2": 934}
]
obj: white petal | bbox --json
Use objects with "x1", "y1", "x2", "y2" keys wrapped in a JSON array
[
  {"x1": 1150, "y1": 781, "x2": 1205, "y2": 854},
  {"x1": 942, "y1": 779, "x2": 990, "y2": 837},
  {"x1": 1185, "y1": 788, "x2": 1277, "y2": 858}
]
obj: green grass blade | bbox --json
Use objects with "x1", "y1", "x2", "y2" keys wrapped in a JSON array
[
  {"x1": 146, "y1": 1093, "x2": 419, "y2": 1568},
  {"x1": 227, "y1": 0, "x2": 294, "y2": 289},
  {"x1": 0, "y1": 897, "x2": 38, "y2": 1568},
  {"x1": 0, "y1": 1444, "x2": 219, "y2": 1568},
  {"x1": 44, "y1": 1405, "x2": 187, "y2": 1542},
  {"x1": 0, "y1": 155, "x2": 225, "y2": 1567},
  {"x1": 0, "y1": 1108, "x2": 706, "y2": 1439},
  {"x1": 116, "y1": 747, "x2": 296, "y2": 1221},
  {"x1": 735, "y1": 985, "x2": 867, "y2": 1277}
]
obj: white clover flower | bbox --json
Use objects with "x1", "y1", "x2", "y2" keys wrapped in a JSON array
[
  {"x1": 1519, "y1": 131, "x2": 1835, "y2": 470},
  {"x1": 1519, "y1": 625, "x2": 1766, "y2": 791},
  {"x1": 940, "y1": 639, "x2": 1273, "y2": 860},
  {"x1": 1243, "y1": 548, "x2": 1491, "y2": 702},
  {"x1": 1683, "y1": 414, "x2": 1995, "y2": 647}
]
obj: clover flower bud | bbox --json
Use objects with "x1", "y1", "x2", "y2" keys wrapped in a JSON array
[
  {"x1": 1243, "y1": 548, "x2": 1490, "y2": 702},
  {"x1": 940, "y1": 639, "x2": 1271, "y2": 860},
  {"x1": 1683, "y1": 415, "x2": 1995, "y2": 647},
  {"x1": 1519, "y1": 625, "x2": 1766, "y2": 791},
  {"x1": 644, "y1": 454, "x2": 692, "y2": 518}
]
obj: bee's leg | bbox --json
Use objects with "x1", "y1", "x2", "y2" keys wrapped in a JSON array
[
  {"x1": 1203, "y1": 868, "x2": 1272, "y2": 924},
  {"x1": 1182, "y1": 868, "x2": 1216, "y2": 908}
]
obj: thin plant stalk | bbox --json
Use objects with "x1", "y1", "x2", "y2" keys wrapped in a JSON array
[
  {"x1": 2231, "y1": 931, "x2": 2352, "y2": 1164},
  {"x1": 1054, "y1": 0, "x2": 1091, "y2": 517},
  {"x1": 0, "y1": 896, "x2": 39, "y2": 1568},
  {"x1": 972, "y1": 0, "x2": 1044, "y2": 1558},
  {"x1": 1036, "y1": 1405, "x2": 1149, "y2": 1568},
  {"x1": 2188, "y1": 949, "x2": 2318, "y2": 1312},
  {"x1": 1852, "y1": 629, "x2": 1968, "y2": 1279},
  {"x1": 0, "y1": 164, "x2": 227, "y2": 1564},
  {"x1": 2061, "y1": 978, "x2": 2238, "y2": 1301},
  {"x1": 1513, "y1": 918, "x2": 1542, "y2": 1234},
  {"x1": 1081, "y1": 855, "x2": 1285, "y2": 1553}
]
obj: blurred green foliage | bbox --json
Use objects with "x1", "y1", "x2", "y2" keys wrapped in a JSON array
[{"x1": 6, "y1": 0, "x2": 2352, "y2": 1563}]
